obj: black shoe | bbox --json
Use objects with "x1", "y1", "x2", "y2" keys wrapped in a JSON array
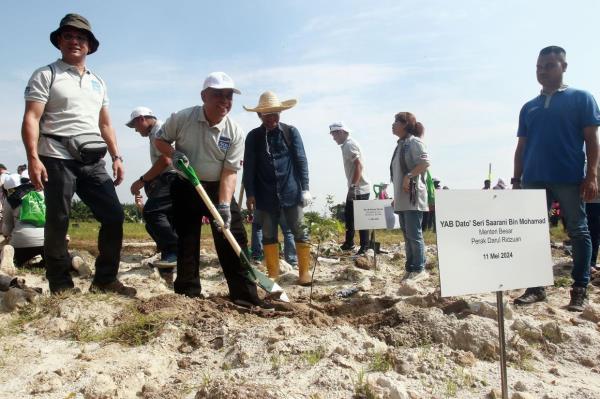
[
  {"x1": 51, "y1": 287, "x2": 81, "y2": 296},
  {"x1": 356, "y1": 247, "x2": 368, "y2": 256},
  {"x1": 514, "y1": 287, "x2": 546, "y2": 305},
  {"x1": 233, "y1": 298, "x2": 275, "y2": 312},
  {"x1": 340, "y1": 242, "x2": 355, "y2": 251},
  {"x1": 567, "y1": 286, "x2": 588, "y2": 312},
  {"x1": 90, "y1": 280, "x2": 137, "y2": 298}
]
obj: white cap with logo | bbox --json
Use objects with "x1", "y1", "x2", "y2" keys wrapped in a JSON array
[
  {"x1": 126, "y1": 106, "x2": 156, "y2": 128},
  {"x1": 202, "y1": 72, "x2": 241, "y2": 94}
]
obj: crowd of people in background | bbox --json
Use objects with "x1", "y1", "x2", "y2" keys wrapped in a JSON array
[{"x1": 1, "y1": 13, "x2": 599, "y2": 315}]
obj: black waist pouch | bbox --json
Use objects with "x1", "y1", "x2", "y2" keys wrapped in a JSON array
[{"x1": 44, "y1": 133, "x2": 108, "y2": 164}]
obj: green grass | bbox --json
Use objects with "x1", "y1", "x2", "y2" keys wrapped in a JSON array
[
  {"x1": 353, "y1": 370, "x2": 378, "y2": 399},
  {"x1": 368, "y1": 351, "x2": 393, "y2": 372},
  {"x1": 68, "y1": 219, "x2": 566, "y2": 248},
  {"x1": 4, "y1": 295, "x2": 62, "y2": 335},
  {"x1": 303, "y1": 346, "x2": 326, "y2": 366},
  {"x1": 68, "y1": 221, "x2": 150, "y2": 241},
  {"x1": 65, "y1": 304, "x2": 169, "y2": 346},
  {"x1": 554, "y1": 275, "x2": 572, "y2": 288}
]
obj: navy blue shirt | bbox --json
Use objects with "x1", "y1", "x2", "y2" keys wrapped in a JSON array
[
  {"x1": 517, "y1": 87, "x2": 600, "y2": 184},
  {"x1": 243, "y1": 123, "x2": 309, "y2": 212}
]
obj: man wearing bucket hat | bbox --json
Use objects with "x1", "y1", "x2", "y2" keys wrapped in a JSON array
[
  {"x1": 154, "y1": 72, "x2": 270, "y2": 309},
  {"x1": 20, "y1": 14, "x2": 134, "y2": 296},
  {"x1": 242, "y1": 91, "x2": 313, "y2": 286},
  {"x1": 329, "y1": 122, "x2": 371, "y2": 255},
  {"x1": 126, "y1": 107, "x2": 178, "y2": 285}
]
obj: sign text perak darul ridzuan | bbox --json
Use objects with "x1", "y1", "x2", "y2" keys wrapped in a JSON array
[{"x1": 439, "y1": 217, "x2": 547, "y2": 245}]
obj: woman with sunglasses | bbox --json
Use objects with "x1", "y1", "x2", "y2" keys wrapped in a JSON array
[{"x1": 390, "y1": 112, "x2": 431, "y2": 281}]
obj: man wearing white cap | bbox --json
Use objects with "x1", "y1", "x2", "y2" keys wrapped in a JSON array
[
  {"x1": 155, "y1": 72, "x2": 268, "y2": 309},
  {"x1": 329, "y1": 122, "x2": 371, "y2": 254},
  {"x1": 242, "y1": 91, "x2": 312, "y2": 286},
  {"x1": 20, "y1": 13, "x2": 134, "y2": 297},
  {"x1": 126, "y1": 107, "x2": 177, "y2": 284}
]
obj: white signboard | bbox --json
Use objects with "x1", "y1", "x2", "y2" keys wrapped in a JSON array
[
  {"x1": 353, "y1": 199, "x2": 399, "y2": 230},
  {"x1": 436, "y1": 190, "x2": 553, "y2": 297}
]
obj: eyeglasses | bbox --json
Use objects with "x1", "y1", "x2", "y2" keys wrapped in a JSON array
[
  {"x1": 61, "y1": 32, "x2": 89, "y2": 43},
  {"x1": 208, "y1": 89, "x2": 233, "y2": 100}
]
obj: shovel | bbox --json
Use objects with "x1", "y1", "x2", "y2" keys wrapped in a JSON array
[{"x1": 175, "y1": 160, "x2": 289, "y2": 302}]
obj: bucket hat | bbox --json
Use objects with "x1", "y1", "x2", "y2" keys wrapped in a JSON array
[
  {"x1": 50, "y1": 13, "x2": 99, "y2": 54},
  {"x1": 244, "y1": 91, "x2": 297, "y2": 113}
]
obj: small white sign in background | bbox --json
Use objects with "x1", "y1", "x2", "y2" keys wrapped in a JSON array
[
  {"x1": 353, "y1": 199, "x2": 399, "y2": 230},
  {"x1": 436, "y1": 190, "x2": 553, "y2": 297}
]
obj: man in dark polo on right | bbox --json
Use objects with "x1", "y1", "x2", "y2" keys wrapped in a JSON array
[{"x1": 512, "y1": 46, "x2": 600, "y2": 311}]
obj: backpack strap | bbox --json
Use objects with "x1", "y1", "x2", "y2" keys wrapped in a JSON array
[
  {"x1": 279, "y1": 122, "x2": 293, "y2": 149},
  {"x1": 47, "y1": 64, "x2": 56, "y2": 91}
]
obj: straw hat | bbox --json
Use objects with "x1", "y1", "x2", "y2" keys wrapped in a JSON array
[{"x1": 243, "y1": 91, "x2": 297, "y2": 113}]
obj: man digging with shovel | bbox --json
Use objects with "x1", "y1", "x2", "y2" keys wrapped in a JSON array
[{"x1": 155, "y1": 72, "x2": 274, "y2": 310}]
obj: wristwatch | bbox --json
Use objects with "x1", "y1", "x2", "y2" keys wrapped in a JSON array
[{"x1": 111, "y1": 155, "x2": 124, "y2": 162}]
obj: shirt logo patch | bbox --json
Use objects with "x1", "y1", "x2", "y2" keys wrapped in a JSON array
[
  {"x1": 91, "y1": 80, "x2": 101, "y2": 93},
  {"x1": 218, "y1": 136, "x2": 231, "y2": 152}
]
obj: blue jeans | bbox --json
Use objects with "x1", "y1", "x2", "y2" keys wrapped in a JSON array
[
  {"x1": 398, "y1": 210, "x2": 425, "y2": 272},
  {"x1": 525, "y1": 183, "x2": 591, "y2": 287},
  {"x1": 586, "y1": 202, "x2": 600, "y2": 267},
  {"x1": 256, "y1": 205, "x2": 308, "y2": 247},
  {"x1": 251, "y1": 216, "x2": 297, "y2": 265}
]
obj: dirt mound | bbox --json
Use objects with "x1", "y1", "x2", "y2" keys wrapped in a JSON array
[
  {"x1": 319, "y1": 296, "x2": 399, "y2": 320},
  {"x1": 366, "y1": 307, "x2": 434, "y2": 348}
]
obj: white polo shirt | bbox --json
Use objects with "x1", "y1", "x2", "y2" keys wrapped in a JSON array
[
  {"x1": 24, "y1": 59, "x2": 109, "y2": 159},
  {"x1": 158, "y1": 106, "x2": 244, "y2": 181},
  {"x1": 341, "y1": 137, "x2": 370, "y2": 195}
]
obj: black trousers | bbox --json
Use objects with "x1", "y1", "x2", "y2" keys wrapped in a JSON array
[
  {"x1": 14, "y1": 246, "x2": 45, "y2": 267},
  {"x1": 42, "y1": 156, "x2": 124, "y2": 292},
  {"x1": 344, "y1": 192, "x2": 370, "y2": 248},
  {"x1": 143, "y1": 173, "x2": 178, "y2": 255},
  {"x1": 171, "y1": 177, "x2": 258, "y2": 302}
]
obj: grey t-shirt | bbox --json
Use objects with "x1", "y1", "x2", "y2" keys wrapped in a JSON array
[
  {"x1": 340, "y1": 137, "x2": 370, "y2": 195},
  {"x1": 24, "y1": 59, "x2": 109, "y2": 160},
  {"x1": 391, "y1": 136, "x2": 430, "y2": 212},
  {"x1": 158, "y1": 106, "x2": 244, "y2": 181}
]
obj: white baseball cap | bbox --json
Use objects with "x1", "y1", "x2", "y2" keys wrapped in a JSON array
[
  {"x1": 3, "y1": 173, "x2": 21, "y2": 190},
  {"x1": 126, "y1": 106, "x2": 156, "y2": 128},
  {"x1": 329, "y1": 121, "x2": 351, "y2": 134},
  {"x1": 202, "y1": 72, "x2": 241, "y2": 94}
]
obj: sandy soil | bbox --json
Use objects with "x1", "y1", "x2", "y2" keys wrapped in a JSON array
[{"x1": 1, "y1": 241, "x2": 600, "y2": 399}]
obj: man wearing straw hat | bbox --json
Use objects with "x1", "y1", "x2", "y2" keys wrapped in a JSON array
[
  {"x1": 21, "y1": 14, "x2": 134, "y2": 297},
  {"x1": 155, "y1": 72, "x2": 271, "y2": 309},
  {"x1": 242, "y1": 91, "x2": 313, "y2": 286}
]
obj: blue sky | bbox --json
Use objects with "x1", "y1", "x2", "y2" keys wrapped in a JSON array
[{"x1": 1, "y1": 0, "x2": 599, "y2": 211}]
